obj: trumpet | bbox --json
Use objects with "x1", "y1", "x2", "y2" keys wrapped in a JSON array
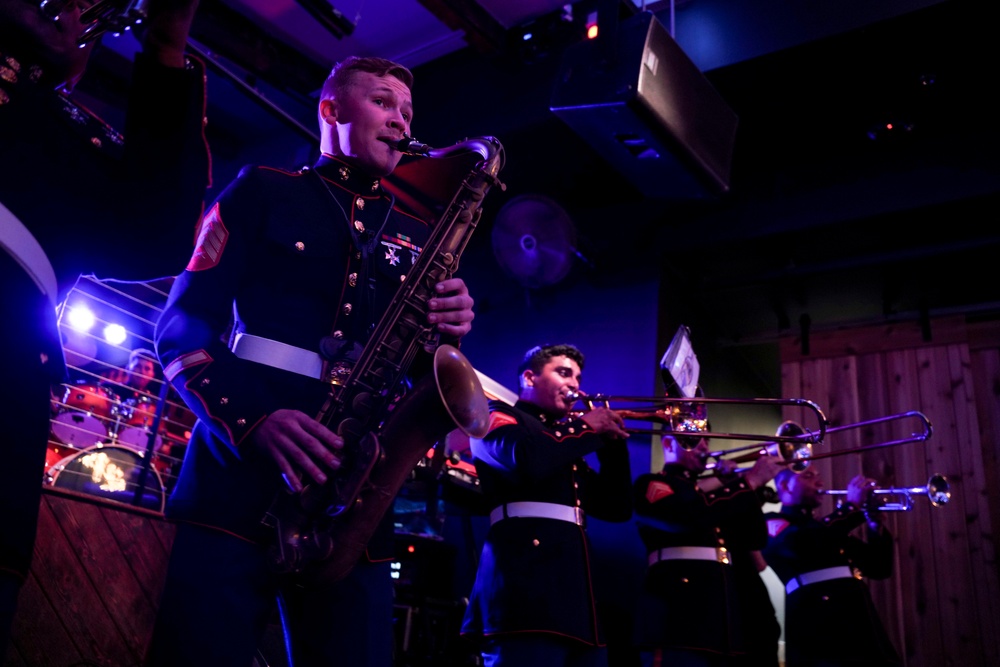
[
  {"x1": 567, "y1": 390, "x2": 829, "y2": 448},
  {"x1": 820, "y1": 473, "x2": 951, "y2": 511},
  {"x1": 702, "y1": 410, "x2": 934, "y2": 475},
  {"x1": 39, "y1": 0, "x2": 149, "y2": 46}
]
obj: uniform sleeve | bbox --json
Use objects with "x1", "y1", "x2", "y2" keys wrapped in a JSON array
[
  {"x1": 821, "y1": 502, "x2": 868, "y2": 536},
  {"x1": 472, "y1": 405, "x2": 610, "y2": 480},
  {"x1": 155, "y1": 168, "x2": 281, "y2": 451},
  {"x1": 846, "y1": 523, "x2": 895, "y2": 579}
]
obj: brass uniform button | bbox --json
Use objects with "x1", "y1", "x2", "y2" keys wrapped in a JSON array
[
  {"x1": 354, "y1": 220, "x2": 365, "y2": 233},
  {"x1": 348, "y1": 272, "x2": 358, "y2": 287},
  {"x1": 342, "y1": 303, "x2": 352, "y2": 315},
  {"x1": 532, "y1": 539, "x2": 540, "y2": 546},
  {"x1": 294, "y1": 241, "x2": 305, "y2": 251},
  {"x1": 220, "y1": 397, "x2": 229, "y2": 405},
  {"x1": 332, "y1": 330, "x2": 344, "y2": 339},
  {"x1": 356, "y1": 197, "x2": 365, "y2": 210},
  {"x1": 200, "y1": 378, "x2": 210, "y2": 386},
  {"x1": 237, "y1": 418, "x2": 246, "y2": 427}
]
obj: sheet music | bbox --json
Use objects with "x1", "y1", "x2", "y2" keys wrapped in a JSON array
[{"x1": 660, "y1": 325, "x2": 700, "y2": 398}]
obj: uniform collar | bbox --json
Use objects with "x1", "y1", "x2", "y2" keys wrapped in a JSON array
[
  {"x1": 314, "y1": 154, "x2": 382, "y2": 195},
  {"x1": 514, "y1": 399, "x2": 566, "y2": 426}
]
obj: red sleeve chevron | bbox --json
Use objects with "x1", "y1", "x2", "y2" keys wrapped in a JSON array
[
  {"x1": 187, "y1": 202, "x2": 229, "y2": 271},
  {"x1": 645, "y1": 480, "x2": 675, "y2": 503},
  {"x1": 486, "y1": 411, "x2": 518, "y2": 434},
  {"x1": 767, "y1": 518, "x2": 791, "y2": 537}
]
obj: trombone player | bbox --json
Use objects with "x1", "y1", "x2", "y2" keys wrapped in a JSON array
[
  {"x1": 762, "y1": 464, "x2": 901, "y2": 667},
  {"x1": 632, "y1": 424, "x2": 784, "y2": 666}
]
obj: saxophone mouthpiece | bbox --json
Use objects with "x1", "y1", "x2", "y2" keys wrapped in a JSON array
[{"x1": 385, "y1": 134, "x2": 431, "y2": 156}]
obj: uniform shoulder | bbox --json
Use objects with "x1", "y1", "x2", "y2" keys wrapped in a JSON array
[{"x1": 235, "y1": 164, "x2": 310, "y2": 181}]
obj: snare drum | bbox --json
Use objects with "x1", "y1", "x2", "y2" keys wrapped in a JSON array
[
  {"x1": 51, "y1": 382, "x2": 116, "y2": 447},
  {"x1": 46, "y1": 444, "x2": 165, "y2": 513}
]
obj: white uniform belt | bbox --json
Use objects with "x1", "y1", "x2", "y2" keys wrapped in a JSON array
[
  {"x1": 648, "y1": 546, "x2": 731, "y2": 566},
  {"x1": 1, "y1": 202, "x2": 57, "y2": 307},
  {"x1": 231, "y1": 333, "x2": 324, "y2": 379},
  {"x1": 489, "y1": 502, "x2": 585, "y2": 526},
  {"x1": 785, "y1": 565, "x2": 855, "y2": 594}
]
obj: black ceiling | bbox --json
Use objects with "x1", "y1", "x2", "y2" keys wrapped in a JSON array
[
  {"x1": 402, "y1": 0, "x2": 999, "y2": 346},
  {"x1": 77, "y1": 0, "x2": 999, "y2": 362}
]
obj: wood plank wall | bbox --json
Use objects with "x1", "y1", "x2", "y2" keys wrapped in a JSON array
[
  {"x1": 3, "y1": 489, "x2": 176, "y2": 667},
  {"x1": 779, "y1": 315, "x2": 1000, "y2": 667}
]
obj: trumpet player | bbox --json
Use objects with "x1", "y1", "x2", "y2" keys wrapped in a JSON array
[
  {"x1": 762, "y1": 467, "x2": 901, "y2": 667},
  {"x1": 1, "y1": 0, "x2": 210, "y2": 653},
  {"x1": 460, "y1": 343, "x2": 633, "y2": 667},
  {"x1": 632, "y1": 429, "x2": 784, "y2": 666}
]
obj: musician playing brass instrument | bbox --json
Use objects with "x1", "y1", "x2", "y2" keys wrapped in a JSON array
[
  {"x1": 1, "y1": 0, "x2": 209, "y2": 654},
  {"x1": 147, "y1": 56, "x2": 477, "y2": 667},
  {"x1": 461, "y1": 343, "x2": 633, "y2": 667},
  {"x1": 632, "y1": 425, "x2": 784, "y2": 667},
  {"x1": 762, "y1": 467, "x2": 901, "y2": 667}
]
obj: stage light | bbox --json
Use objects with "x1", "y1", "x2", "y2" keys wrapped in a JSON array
[
  {"x1": 586, "y1": 11, "x2": 598, "y2": 39},
  {"x1": 66, "y1": 305, "x2": 95, "y2": 332},
  {"x1": 103, "y1": 323, "x2": 127, "y2": 345}
]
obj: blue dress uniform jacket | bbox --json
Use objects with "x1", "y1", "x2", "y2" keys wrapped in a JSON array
[
  {"x1": 632, "y1": 464, "x2": 767, "y2": 658},
  {"x1": 155, "y1": 155, "x2": 432, "y2": 555},
  {"x1": 762, "y1": 504, "x2": 901, "y2": 667},
  {"x1": 0, "y1": 50, "x2": 211, "y2": 299},
  {"x1": 0, "y1": 45, "x2": 209, "y2": 624},
  {"x1": 461, "y1": 399, "x2": 633, "y2": 646}
]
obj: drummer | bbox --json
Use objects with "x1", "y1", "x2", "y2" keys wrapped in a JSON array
[{"x1": 102, "y1": 347, "x2": 158, "y2": 400}]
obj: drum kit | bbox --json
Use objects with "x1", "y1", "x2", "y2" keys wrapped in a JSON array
[{"x1": 45, "y1": 379, "x2": 177, "y2": 510}]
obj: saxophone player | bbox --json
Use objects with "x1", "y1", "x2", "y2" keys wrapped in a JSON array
[{"x1": 146, "y1": 56, "x2": 476, "y2": 667}]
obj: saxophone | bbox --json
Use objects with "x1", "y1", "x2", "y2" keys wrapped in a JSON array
[{"x1": 264, "y1": 135, "x2": 505, "y2": 583}]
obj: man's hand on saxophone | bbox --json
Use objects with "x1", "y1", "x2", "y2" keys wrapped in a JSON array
[
  {"x1": 428, "y1": 277, "x2": 475, "y2": 338},
  {"x1": 249, "y1": 409, "x2": 344, "y2": 493}
]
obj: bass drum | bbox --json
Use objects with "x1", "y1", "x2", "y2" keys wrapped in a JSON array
[{"x1": 46, "y1": 444, "x2": 165, "y2": 513}]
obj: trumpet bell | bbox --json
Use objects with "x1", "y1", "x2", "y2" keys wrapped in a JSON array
[
  {"x1": 927, "y1": 473, "x2": 951, "y2": 507},
  {"x1": 669, "y1": 401, "x2": 709, "y2": 450}
]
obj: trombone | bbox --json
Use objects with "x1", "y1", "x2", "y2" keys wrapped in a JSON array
[
  {"x1": 569, "y1": 391, "x2": 829, "y2": 447},
  {"x1": 702, "y1": 410, "x2": 934, "y2": 474},
  {"x1": 820, "y1": 473, "x2": 951, "y2": 511}
]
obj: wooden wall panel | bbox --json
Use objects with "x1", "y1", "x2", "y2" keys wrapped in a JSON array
[
  {"x1": 780, "y1": 316, "x2": 1000, "y2": 667},
  {"x1": 3, "y1": 491, "x2": 176, "y2": 667},
  {"x1": 969, "y1": 343, "x2": 1000, "y2": 667}
]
